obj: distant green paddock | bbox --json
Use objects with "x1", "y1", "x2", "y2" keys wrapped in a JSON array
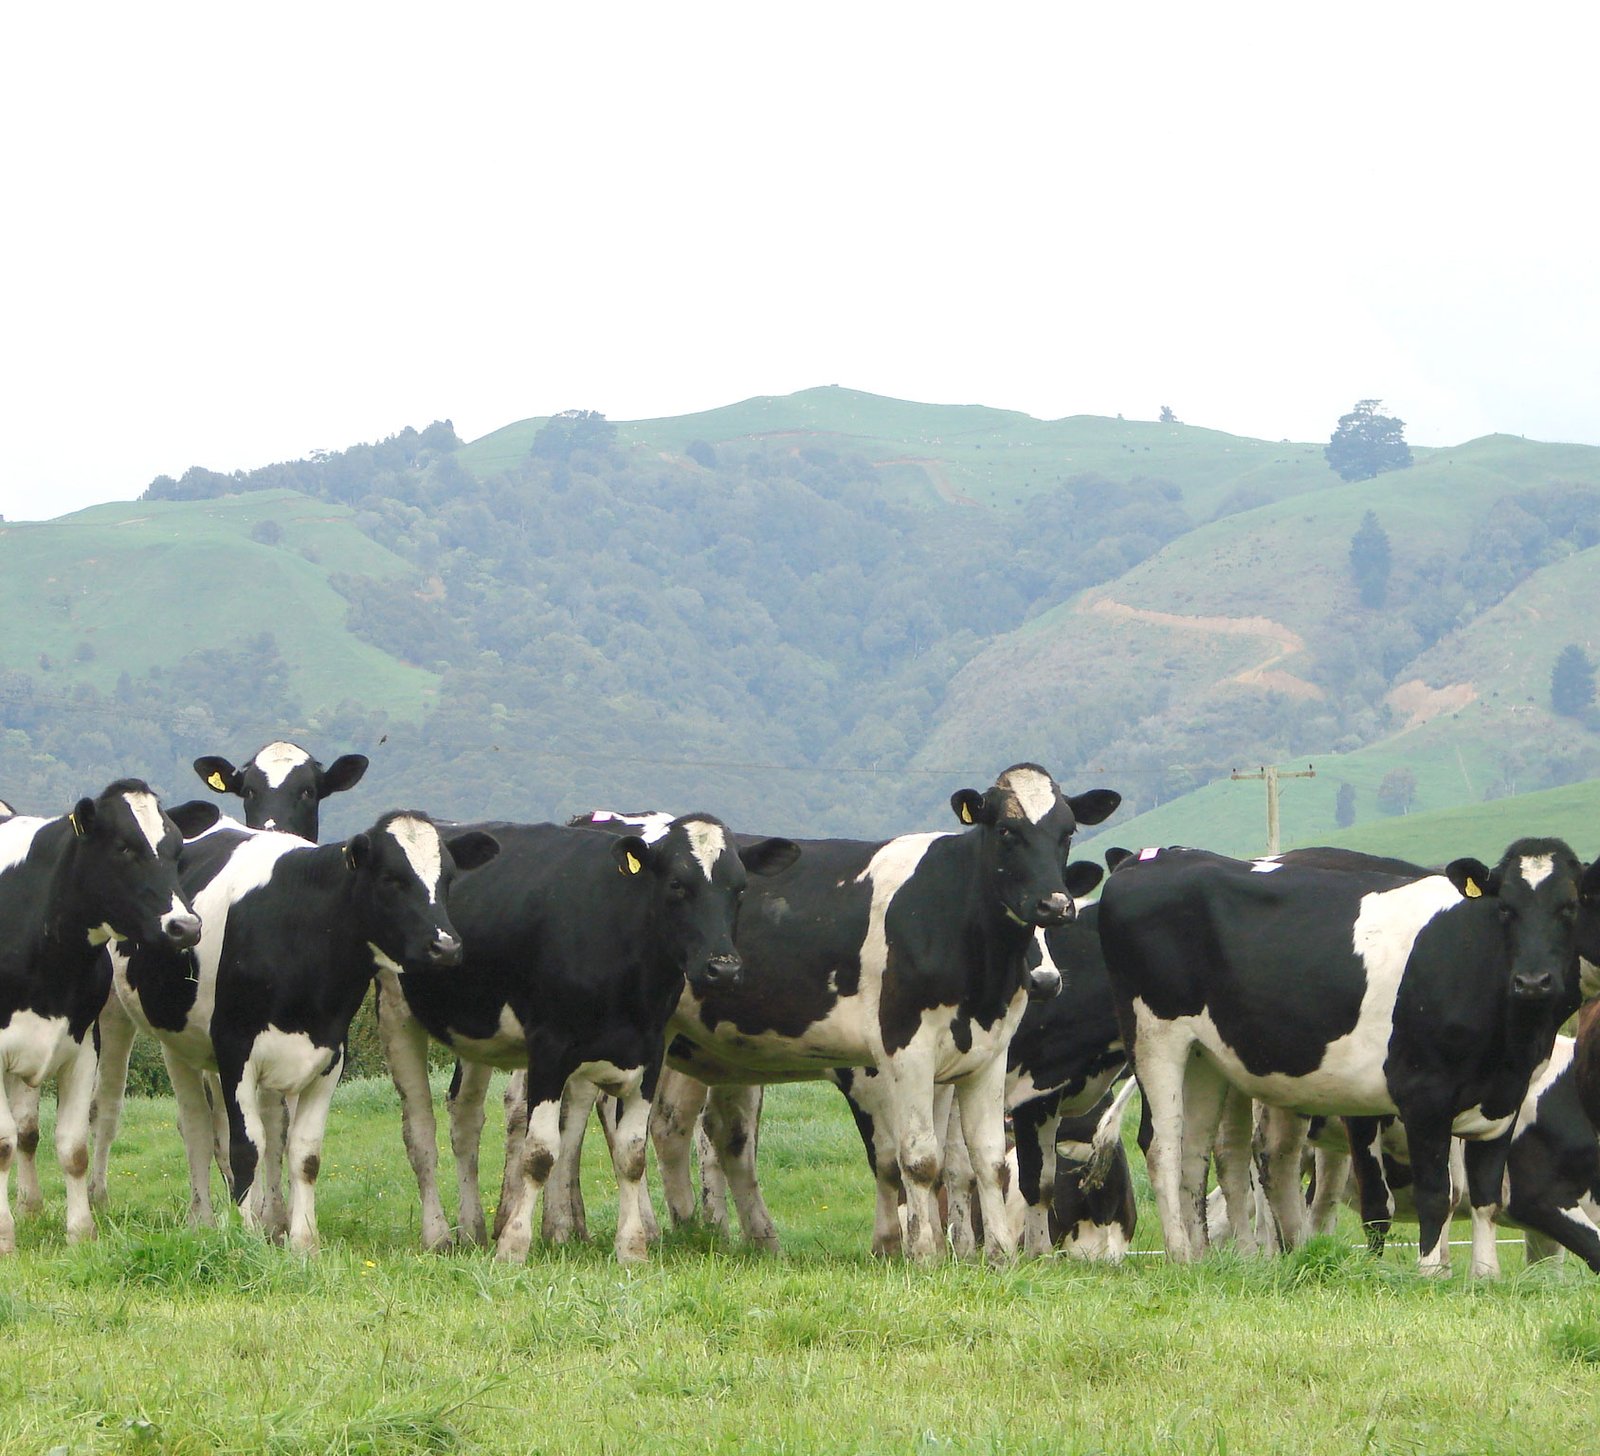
[{"x1": 7, "y1": 1074, "x2": 1600, "y2": 1454}]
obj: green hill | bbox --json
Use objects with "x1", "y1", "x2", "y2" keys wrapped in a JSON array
[
  {"x1": 459, "y1": 386, "x2": 1339, "y2": 519},
  {"x1": 0, "y1": 490, "x2": 437, "y2": 716}
]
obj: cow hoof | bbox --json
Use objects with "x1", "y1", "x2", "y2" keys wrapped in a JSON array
[
  {"x1": 18, "y1": 1192, "x2": 43, "y2": 1218},
  {"x1": 615, "y1": 1238, "x2": 649, "y2": 1264},
  {"x1": 493, "y1": 1233, "x2": 531, "y2": 1264},
  {"x1": 66, "y1": 1220, "x2": 97, "y2": 1247}
]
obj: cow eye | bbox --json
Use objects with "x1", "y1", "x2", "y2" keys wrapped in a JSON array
[
  {"x1": 1498, "y1": 903, "x2": 1518, "y2": 925},
  {"x1": 299, "y1": 787, "x2": 315, "y2": 801},
  {"x1": 998, "y1": 826, "x2": 1019, "y2": 845},
  {"x1": 117, "y1": 842, "x2": 138, "y2": 859},
  {"x1": 243, "y1": 787, "x2": 256, "y2": 800}
]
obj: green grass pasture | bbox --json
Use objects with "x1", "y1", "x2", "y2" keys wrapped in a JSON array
[{"x1": 7, "y1": 1075, "x2": 1600, "y2": 1453}]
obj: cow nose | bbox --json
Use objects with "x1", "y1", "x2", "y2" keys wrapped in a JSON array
[
  {"x1": 162, "y1": 912, "x2": 202, "y2": 949},
  {"x1": 704, "y1": 953, "x2": 742, "y2": 986},
  {"x1": 429, "y1": 932, "x2": 463, "y2": 968},
  {"x1": 1512, "y1": 969, "x2": 1555, "y2": 999},
  {"x1": 1034, "y1": 893, "x2": 1075, "y2": 927},
  {"x1": 1027, "y1": 967, "x2": 1063, "y2": 1001}
]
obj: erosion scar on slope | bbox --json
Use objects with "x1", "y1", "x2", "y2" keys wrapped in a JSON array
[{"x1": 1083, "y1": 596, "x2": 1323, "y2": 701}]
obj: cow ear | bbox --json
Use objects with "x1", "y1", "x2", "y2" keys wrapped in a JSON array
[
  {"x1": 1063, "y1": 860, "x2": 1105, "y2": 898},
  {"x1": 446, "y1": 830, "x2": 500, "y2": 872},
  {"x1": 69, "y1": 797, "x2": 96, "y2": 837},
  {"x1": 1103, "y1": 846, "x2": 1133, "y2": 873},
  {"x1": 951, "y1": 789, "x2": 991, "y2": 826},
  {"x1": 345, "y1": 833, "x2": 372, "y2": 871},
  {"x1": 1068, "y1": 789, "x2": 1121, "y2": 827},
  {"x1": 193, "y1": 756, "x2": 242, "y2": 797},
  {"x1": 1445, "y1": 858, "x2": 1497, "y2": 900},
  {"x1": 1581, "y1": 861, "x2": 1600, "y2": 905},
  {"x1": 320, "y1": 754, "x2": 369, "y2": 797},
  {"x1": 739, "y1": 836, "x2": 800, "y2": 878},
  {"x1": 168, "y1": 801, "x2": 222, "y2": 839},
  {"x1": 613, "y1": 835, "x2": 651, "y2": 877}
]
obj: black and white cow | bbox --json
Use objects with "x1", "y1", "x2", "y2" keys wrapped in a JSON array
[
  {"x1": 1099, "y1": 839, "x2": 1595, "y2": 1273},
  {"x1": 90, "y1": 741, "x2": 368, "y2": 1210},
  {"x1": 111, "y1": 812, "x2": 497, "y2": 1251},
  {"x1": 654, "y1": 766, "x2": 1119, "y2": 1261},
  {"x1": 377, "y1": 815, "x2": 798, "y2": 1262},
  {"x1": 0, "y1": 781, "x2": 216, "y2": 1252},
  {"x1": 1049, "y1": 1079, "x2": 1140, "y2": 1259},
  {"x1": 192, "y1": 742, "x2": 368, "y2": 839}
]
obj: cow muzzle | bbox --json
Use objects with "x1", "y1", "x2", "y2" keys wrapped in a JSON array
[
  {"x1": 161, "y1": 911, "x2": 202, "y2": 950},
  {"x1": 1026, "y1": 965, "x2": 1063, "y2": 1001},
  {"x1": 699, "y1": 953, "x2": 743, "y2": 988},
  {"x1": 1511, "y1": 968, "x2": 1556, "y2": 1000},
  {"x1": 427, "y1": 931, "x2": 463, "y2": 969},
  {"x1": 1031, "y1": 892, "x2": 1076, "y2": 928}
]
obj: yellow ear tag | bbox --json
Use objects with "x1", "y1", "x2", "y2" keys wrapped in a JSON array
[
  {"x1": 960, "y1": 804, "x2": 974, "y2": 825},
  {"x1": 207, "y1": 772, "x2": 227, "y2": 791},
  {"x1": 68, "y1": 812, "x2": 81, "y2": 837},
  {"x1": 1464, "y1": 878, "x2": 1482, "y2": 898},
  {"x1": 627, "y1": 852, "x2": 643, "y2": 875}
]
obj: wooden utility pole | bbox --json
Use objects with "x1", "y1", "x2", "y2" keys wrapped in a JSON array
[{"x1": 1230, "y1": 764, "x2": 1316, "y2": 855}]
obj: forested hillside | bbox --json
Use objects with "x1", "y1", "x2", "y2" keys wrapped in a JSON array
[{"x1": 1, "y1": 389, "x2": 1597, "y2": 849}]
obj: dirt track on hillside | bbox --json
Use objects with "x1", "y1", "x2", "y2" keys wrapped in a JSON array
[{"x1": 1083, "y1": 596, "x2": 1324, "y2": 700}]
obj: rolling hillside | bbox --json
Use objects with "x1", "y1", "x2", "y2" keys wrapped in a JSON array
[{"x1": 1, "y1": 387, "x2": 1597, "y2": 849}]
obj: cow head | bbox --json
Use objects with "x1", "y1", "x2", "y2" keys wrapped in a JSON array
[
  {"x1": 611, "y1": 814, "x2": 800, "y2": 992},
  {"x1": 348, "y1": 812, "x2": 500, "y2": 972},
  {"x1": 1022, "y1": 861, "x2": 1106, "y2": 1000},
  {"x1": 1445, "y1": 838, "x2": 1597, "y2": 1011},
  {"x1": 950, "y1": 764, "x2": 1120, "y2": 930},
  {"x1": 68, "y1": 780, "x2": 219, "y2": 949},
  {"x1": 193, "y1": 742, "x2": 368, "y2": 840}
]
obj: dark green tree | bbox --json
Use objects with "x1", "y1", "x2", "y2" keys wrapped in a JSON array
[
  {"x1": 1348, "y1": 510, "x2": 1391, "y2": 607},
  {"x1": 1376, "y1": 767, "x2": 1417, "y2": 816},
  {"x1": 1551, "y1": 644, "x2": 1596, "y2": 717},
  {"x1": 1159, "y1": 405, "x2": 1178, "y2": 424},
  {"x1": 1334, "y1": 780, "x2": 1356, "y2": 828},
  {"x1": 530, "y1": 409, "x2": 617, "y2": 461},
  {"x1": 1325, "y1": 399, "x2": 1413, "y2": 482}
]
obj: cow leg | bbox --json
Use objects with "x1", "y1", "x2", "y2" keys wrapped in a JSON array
[
  {"x1": 252, "y1": 1090, "x2": 289, "y2": 1242},
  {"x1": 495, "y1": 1057, "x2": 570, "y2": 1264},
  {"x1": 55, "y1": 1036, "x2": 98, "y2": 1245},
  {"x1": 377, "y1": 986, "x2": 452, "y2": 1252},
  {"x1": 938, "y1": 1085, "x2": 977, "y2": 1256},
  {"x1": 1213, "y1": 1088, "x2": 1257, "y2": 1254},
  {"x1": 205, "y1": 1073, "x2": 236, "y2": 1197},
  {"x1": 696, "y1": 1122, "x2": 729, "y2": 1231},
  {"x1": 1307, "y1": 1148, "x2": 1351, "y2": 1237},
  {"x1": 544, "y1": 1077, "x2": 599, "y2": 1245},
  {"x1": 1175, "y1": 1056, "x2": 1230, "y2": 1258},
  {"x1": 220, "y1": 1062, "x2": 265, "y2": 1231},
  {"x1": 609, "y1": 1085, "x2": 655, "y2": 1263},
  {"x1": 493, "y1": 1069, "x2": 528, "y2": 1242},
  {"x1": 1012, "y1": 1094, "x2": 1061, "y2": 1257},
  {"x1": 1464, "y1": 1133, "x2": 1512, "y2": 1279},
  {"x1": 164, "y1": 1049, "x2": 219, "y2": 1228},
  {"x1": 447, "y1": 1058, "x2": 494, "y2": 1247},
  {"x1": 1344, "y1": 1116, "x2": 1394, "y2": 1254},
  {"x1": 283, "y1": 1053, "x2": 341, "y2": 1254},
  {"x1": 651, "y1": 1068, "x2": 710, "y2": 1229},
  {"x1": 1257, "y1": 1105, "x2": 1311, "y2": 1252},
  {"x1": 834, "y1": 1068, "x2": 904, "y2": 1258},
  {"x1": 11, "y1": 1081, "x2": 42, "y2": 1218},
  {"x1": 1129, "y1": 1016, "x2": 1204, "y2": 1263},
  {"x1": 602, "y1": 1093, "x2": 659, "y2": 1241},
  {"x1": 1407, "y1": 1120, "x2": 1457, "y2": 1276},
  {"x1": 703, "y1": 1084, "x2": 780, "y2": 1253},
  {"x1": 89, "y1": 995, "x2": 137, "y2": 1207},
  {"x1": 1508, "y1": 1195, "x2": 1600, "y2": 1273},
  {"x1": 0, "y1": 1074, "x2": 18, "y2": 1254},
  {"x1": 955, "y1": 1058, "x2": 1016, "y2": 1264}
]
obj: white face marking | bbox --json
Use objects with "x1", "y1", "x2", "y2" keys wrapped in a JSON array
[
  {"x1": 254, "y1": 742, "x2": 313, "y2": 789},
  {"x1": 124, "y1": 791, "x2": 166, "y2": 854},
  {"x1": 685, "y1": 820, "x2": 727, "y2": 883},
  {"x1": 387, "y1": 816, "x2": 442, "y2": 904},
  {"x1": 1000, "y1": 768, "x2": 1056, "y2": 825},
  {"x1": 590, "y1": 809, "x2": 675, "y2": 845},
  {"x1": 1520, "y1": 854, "x2": 1555, "y2": 890}
]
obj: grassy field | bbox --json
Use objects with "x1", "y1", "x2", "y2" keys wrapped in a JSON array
[{"x1": 8, "y1": 1074, "x2": 1600, "y2": 1454}]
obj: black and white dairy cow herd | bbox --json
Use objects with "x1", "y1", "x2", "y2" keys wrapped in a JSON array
[{"x1": 4, "y1": 738, "x2": 1600, "y2": 1279}]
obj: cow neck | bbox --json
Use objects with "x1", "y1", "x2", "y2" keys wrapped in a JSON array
[
  {"x1": 938, "y1": 828, "x2": 1037, "y2": 1021},
  {"x1": 38, "y1": 818, "x2": 116, "y2": 969},
  {"x1": 288, "y1": 843, "x2": 380, "y2": 981}
]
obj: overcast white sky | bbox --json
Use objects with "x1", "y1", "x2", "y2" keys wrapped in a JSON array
[{"x1": 3, "y1": 2, "x2": 1597, "y2": 522}]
